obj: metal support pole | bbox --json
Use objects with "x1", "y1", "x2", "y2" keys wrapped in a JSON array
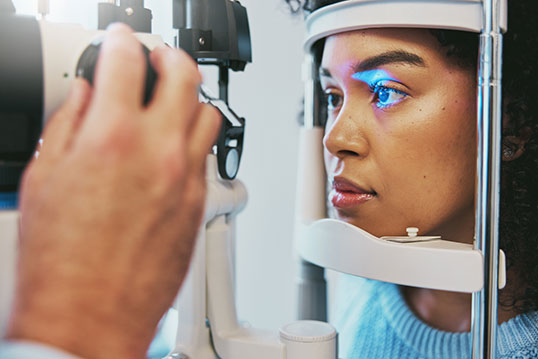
[
  {"x1": 296, "y1": 53, "x2": 327, "y2": 321},
  {"x1": 297, "y1": 259, "x2": 327, "y2": 321},
  {"x1": 302, "y1": 53, "x2": 323, "y2": 129},
  {"x1": 471, "y1": 0, "x2": 503, "y2": 357}
]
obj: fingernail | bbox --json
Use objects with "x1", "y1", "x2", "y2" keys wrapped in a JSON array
[{"x1": 106, "y1": 22, "x2": 132, "y2": 32}]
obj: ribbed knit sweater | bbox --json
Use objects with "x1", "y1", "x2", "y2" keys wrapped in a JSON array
[{"x1": 333, "y1": 275, "x2": 538, "y2": 358}]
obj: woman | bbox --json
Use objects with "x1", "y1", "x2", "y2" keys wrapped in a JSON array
[{"x1": 287, "y1": 0, "x2": 538, "y2": 357}]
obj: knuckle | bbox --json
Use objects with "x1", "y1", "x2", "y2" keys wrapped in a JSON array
[
  {"x1": 118, "y1": 44, "x2": 145, "y2": 70},
  {"x1": 84, "y1": 107, "x2": 139, "y2": 156},
  {"x1": 155, "y1": 140, "x2": 188, "y2": 188},
  {"x1": 165, "y1": 49, "x2": 202, "y2": 87},
  {"x1": 177, "y1": 70, "x2": 202, "y2": 94},
  {"x1": 103, "y1": 32, "x2": 145, "y2": 69},
  {"x1": 175, "y1": 49, "x2": 201, "y2": 78}
]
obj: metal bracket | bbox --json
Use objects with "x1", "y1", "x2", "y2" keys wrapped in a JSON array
[{"x1": 200, "y1": 86, "x2": 245, "y2": 180}]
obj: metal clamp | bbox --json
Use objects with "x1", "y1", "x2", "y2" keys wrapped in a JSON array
[{"x1": 200, "y1": 86, "x2": 245, "y2": 180}]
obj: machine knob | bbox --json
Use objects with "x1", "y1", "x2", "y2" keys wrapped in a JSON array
[{"x1": 76, "y1": 38, "x2": 157, "y2": 106}]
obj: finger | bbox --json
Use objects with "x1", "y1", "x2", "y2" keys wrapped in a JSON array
[
  {"x1": 38, "y1": 78, "x2": 92, "y2": 161},
  {"x1": 187, "y1": 104, "x2": 222, "y2": 173},
  {"x1": 91, "y1": 23, "x2": 146, "y2": 114},
  {"x1": 147, "y1": 46, "x2": 202, "y2": 133}
]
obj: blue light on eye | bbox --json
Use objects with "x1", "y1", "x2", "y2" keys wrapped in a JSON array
[
  {"x1": 351, "y1": 69, "x2": 393, "y2": 86},
  {"x1": 352, "y1": 70, "x2": 407, "y2": 108},
  {"x1": 378, "y1": 87, "x2": 390, "y2": 103},
  {"x1": 374, "y1": 86, "x2": 406, "y2": 108}
]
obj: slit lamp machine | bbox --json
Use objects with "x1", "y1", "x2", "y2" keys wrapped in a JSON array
[{"x1": 0, "y1": 0, "x2": 507, "y2": 358}]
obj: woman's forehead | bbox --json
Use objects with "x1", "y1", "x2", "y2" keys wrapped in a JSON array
[
  {"x1": 323, "y1": 29, "x2": 440, "y2": 58},
  {"x1": 321, "y1": 28, "x2": 446, "y2": 73}
]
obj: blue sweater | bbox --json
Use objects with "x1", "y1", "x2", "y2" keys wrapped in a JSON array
[{"x1": 333, "y1": 275, "x2": 538, "y2": 358}]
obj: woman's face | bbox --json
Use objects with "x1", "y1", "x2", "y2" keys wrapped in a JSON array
[{"x1": 321, "y1": 29, "x2": 477, "y2": 240}]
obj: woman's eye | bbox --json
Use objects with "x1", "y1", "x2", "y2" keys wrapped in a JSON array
[
  {"x1": 372, "y1": 85, "x2": 407, "y2": 109},
  {"x1": 324, "y1": 92, "x2": 343, "y2": 111}
]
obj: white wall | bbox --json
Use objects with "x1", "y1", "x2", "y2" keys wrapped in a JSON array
[
  {"x1": 226, "y1": 0, "x2": 305, "y2": 331},
  {"x1": 11, "y1": 0, "x2": 306, "y2": 332}
]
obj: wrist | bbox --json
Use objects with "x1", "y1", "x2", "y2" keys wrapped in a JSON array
[{"x1": 6, "y1": 285, "x2": 153, "y2": 359}]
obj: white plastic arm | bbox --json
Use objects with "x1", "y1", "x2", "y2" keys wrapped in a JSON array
[
  {"x1": 206, "y1": 216, "x2": 286, "y2": 359},
  {"x1": 297, "y1": 218, "x2": 506, "y2": 293}
]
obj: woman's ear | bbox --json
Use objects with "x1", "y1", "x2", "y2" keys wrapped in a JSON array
[{"x1": 502, "y1": 126, "x2": 533, "y2": 162}]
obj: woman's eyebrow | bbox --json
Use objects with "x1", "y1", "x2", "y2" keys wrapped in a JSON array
[
  {"x1": 319, "y1": 50, "x2": 426, "y2": 79},
  {"x1": 354, "y1": 50, "x2": 426, "y2": 72}
]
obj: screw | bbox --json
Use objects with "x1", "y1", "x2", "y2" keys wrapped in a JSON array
[
  {"x1": 199, "y1": 37, "x2": 205, "y2": 46},
  {"x1": 406, "y1": 227, "x2": 419, "y2": 237},
  {"x1": 125, "y1": 7, "x2": 134, "y2": 16}
]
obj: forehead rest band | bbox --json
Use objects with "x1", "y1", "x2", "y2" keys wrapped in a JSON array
[{"x1": 304, "y1": 0, "x2": 507, "y2": 51}]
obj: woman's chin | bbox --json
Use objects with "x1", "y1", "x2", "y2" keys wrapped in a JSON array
[{"x1": 332, "y1": 211, "x2": 416, "y2": 238}]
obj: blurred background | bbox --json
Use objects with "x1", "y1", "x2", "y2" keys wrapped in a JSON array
[{"x1": 10, "y1": 0, "x2": 307, "y2": 332}]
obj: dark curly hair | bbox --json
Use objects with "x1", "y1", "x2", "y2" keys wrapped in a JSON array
[{"x1": 286, "y1": 0, "x2": 538, "y2": 313}]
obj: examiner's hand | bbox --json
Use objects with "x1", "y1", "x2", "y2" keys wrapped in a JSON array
[{"x1": 6, "y1": 24, "x2": 220, "y2": 359}]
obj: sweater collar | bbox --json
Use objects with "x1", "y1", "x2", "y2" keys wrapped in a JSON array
[{"x1": 378, "y1": 282, "x2": 538, "y2": 358}]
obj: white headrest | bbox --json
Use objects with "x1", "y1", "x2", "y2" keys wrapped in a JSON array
[{"x1": 304, "y1": 0, "x2": 508, "y2": 51}]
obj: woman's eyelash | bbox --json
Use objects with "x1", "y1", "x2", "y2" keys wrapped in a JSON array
[
  {"x1": 323, "y1": 91, "x2": 342, "y2": 110},
  {"x1": 368, "y1": 82, "x2": 408, "y2": 109},
  {"x1": 368, "y1": 82, "x2": 402, "y2": 94},
  {"x1": 321, "y1": 81, "x2": 408, "y2": 112}
]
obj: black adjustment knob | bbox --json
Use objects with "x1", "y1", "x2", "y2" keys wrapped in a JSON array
[{"x1": 76, "y1": 38, "x2": 157, "y2": 106}]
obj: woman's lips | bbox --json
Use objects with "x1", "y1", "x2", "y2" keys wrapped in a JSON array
[{"x1": 329, "y1": 178, "x2": 376, "y2": 209}]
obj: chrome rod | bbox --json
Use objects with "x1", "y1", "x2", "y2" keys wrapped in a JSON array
[
  {"x1": 297, "y1": 54, "x2": 327, "y2": 320},
  {"x1": 297, "y1": 259, "x2": 327, "y2": 321},
  {"x1": 302, "y1": 53, "x2": 322, "y2": 129},
  {"x1": 471, "y1": 0, "x2": 503, "y2": 358},
  {"x1": 302, "y1": 54, "x2": 315, "y2": 129}
]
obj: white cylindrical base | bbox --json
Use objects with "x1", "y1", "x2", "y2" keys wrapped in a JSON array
[{"x1": 280, "y1": 320, "x2": 337, "y2": 359}]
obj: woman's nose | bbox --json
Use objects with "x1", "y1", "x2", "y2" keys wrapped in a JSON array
[{"x1": 323, "y1": 111, "x2": 370, "y2": 159}]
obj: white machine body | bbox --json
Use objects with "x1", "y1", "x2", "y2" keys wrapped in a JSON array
[
  {"x1": 38, "y1": 20, "x2": 164, "y2": 121},
  {"x1": 304, "y1": 0, "x2": 507, "y2": 51},
  {"x1": 169, "y1": 155, "x2": 338, "y2": 359},
  {"x1": 297, "y1": 219, "x2": 506, "y2": 293}
]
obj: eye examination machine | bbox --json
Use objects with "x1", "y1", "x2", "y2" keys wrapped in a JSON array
[{"x1": 0, "y1": 0, "x2": 511, "y2": 358}]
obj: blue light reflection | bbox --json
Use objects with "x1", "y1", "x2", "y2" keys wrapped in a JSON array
[{"x1": 351, "y1": 69, "x2": 397, "y2": 86}]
